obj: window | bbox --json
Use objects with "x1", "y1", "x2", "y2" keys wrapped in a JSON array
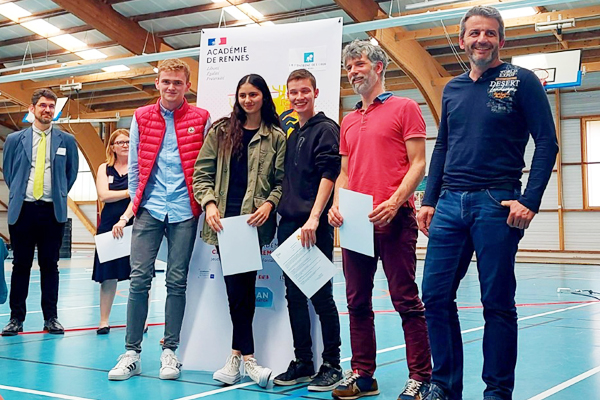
[{"x1": 583, "y1": 118, "x2": 600, "y2": 208}]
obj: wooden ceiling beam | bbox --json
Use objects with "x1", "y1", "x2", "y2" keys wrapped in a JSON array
[
  {"x1": 0, "y1": 82, "x2": 105, "y2": 178},
  {"x1": 157, "y1": 3, "x2": 342, "y2": 38},
  {"x1": 428, "y1": 30, "x2": 600, "y2": 56},
  {"x1": 0, "y1": 8, "x2": 68, "y2": 28},
  {"x1": 131, "y1": 0, "x2": 264, "y2": 23},
  {"x1": 51, "y1": 0, "x2": 200, "y2": 93},
  {"x1": 434, "y1": 39, "x2": 600, "y2": 65},
  {"x1": 0, "y1": 41, "x2": 116, "y2": 65},
  {"x1": 334, "y1": 0, "x2": 449, "y2": 124},
  {"x1": 420, "y1": 17, "x2": 600, "y2": 48},
  {"x1": 0, "y1": 25, "x2": 93, "y2": 48},
  {"x1": 22, "y1": 67, "x2": 156, "y2": 90},
  {"x1": 52, "y1": 0, "x2": 166, "y2": 55},
  {"x1": 397, "y1": 6, "x2": 600, "y2": 41}
]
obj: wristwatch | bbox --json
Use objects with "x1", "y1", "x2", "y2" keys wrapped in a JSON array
[{"x1": 119, "y1": 215, "x2": 130, "y2": 223}]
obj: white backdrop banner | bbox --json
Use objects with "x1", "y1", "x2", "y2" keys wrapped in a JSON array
[
  {"x1": 196, "y1": 17, "x2": 343, "y2": 133},
  {"x1": 179, "y1": 19, "x2": 342, "y2": 374}
]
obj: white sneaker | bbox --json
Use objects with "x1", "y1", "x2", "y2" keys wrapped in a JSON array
[
  {"x1": 213, "y1": 354, "x2": 242, "y2": 385},
  {"x1": 159, "y1": 349, "x2": 182, "y2": 380},
  {"x1": 108, "y1": 350, "x2": 141, "y2": 381},
  {"x1": 244, "y1": 357, "x2": 272, "y2": 388}
]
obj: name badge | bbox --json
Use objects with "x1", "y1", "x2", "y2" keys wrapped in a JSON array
[
  {"x1": 108, "y1": 176, "x2": 114, "y2": 184},
  {"x1": 56, "y1": 147, "x2": 66, "y2": 156}
]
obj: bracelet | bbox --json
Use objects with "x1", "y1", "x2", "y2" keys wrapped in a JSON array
[{"x1": 119, "y1": 215, "x2": 130, "y2": 223}]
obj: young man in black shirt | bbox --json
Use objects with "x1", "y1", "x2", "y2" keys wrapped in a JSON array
[{"x1": 274, "y1": 69, "x2": 343, "y2": 391}]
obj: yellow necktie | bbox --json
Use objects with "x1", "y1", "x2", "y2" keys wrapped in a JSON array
[{"x1": 33, "y1": 131, "x2": 46, "y2": 200}]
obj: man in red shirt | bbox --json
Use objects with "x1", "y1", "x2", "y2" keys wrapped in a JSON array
[{"x1": 329, "y1": 40, "x2": 432, "y2": 400}]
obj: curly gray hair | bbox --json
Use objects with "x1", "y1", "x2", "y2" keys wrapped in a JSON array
[{"x1": 342, "y1": 39, "x2": 389, "y2": 86}]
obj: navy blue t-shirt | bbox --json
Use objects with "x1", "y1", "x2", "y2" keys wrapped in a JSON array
[{"x1": 423, "y1": 62, "x2": 559, "y2": 213}]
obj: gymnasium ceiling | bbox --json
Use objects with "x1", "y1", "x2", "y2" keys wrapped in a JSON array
[{"x1": 0, "y1": 0, "x2": 599, "y2": 130}]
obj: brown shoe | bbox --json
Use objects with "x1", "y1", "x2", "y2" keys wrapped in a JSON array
[{"x1": 332, "y1": 371, "x2": 379, "y2": 400}]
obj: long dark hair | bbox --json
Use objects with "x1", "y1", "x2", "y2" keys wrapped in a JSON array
[{"x1": 216, "y1": 74, "x2": 281, "y2": 158}]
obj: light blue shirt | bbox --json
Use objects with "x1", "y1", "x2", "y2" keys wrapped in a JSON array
[{"x1": 129, "y1": 103, "x2": 209, "y2": 223}]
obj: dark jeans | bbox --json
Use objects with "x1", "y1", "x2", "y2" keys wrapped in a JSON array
[
  {"x1": 277, "y1": 217, "x2": 341, "y2": 366},
  {"x1": 125, "y1": 209, "x2": 198, "y2": 353},
  {"x1": 422, "y1": 189, "x2": 524, "y2": 400},
  {"x1": 8, "y1": 201, "x2": 65, "y2": 322},
  {"x1": 223, "y1": 270, "x2": 257, "y2": 356},
  {"x1": 342, "y1": 207, "x2": 432, "y2": 381}
]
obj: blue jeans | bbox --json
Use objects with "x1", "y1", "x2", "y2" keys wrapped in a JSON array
[
  {"x1": 125, "y1": 208, "x2": 198, "y2": 353},
  {"x1": 422, "y1": 189, "x2": 524, "y2": 400}
]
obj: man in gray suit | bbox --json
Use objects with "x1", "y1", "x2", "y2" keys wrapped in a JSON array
[{"x1": 1, "y1": 88, "x2": 78, "y2": 336}]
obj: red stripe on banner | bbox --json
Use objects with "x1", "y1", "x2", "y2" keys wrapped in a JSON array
[
  {"x1": 338, "y1": 300, "x2": 598, "y2": 315},
  {"x1": 17, "y1": 322, "x2": 165, "y2": 335}
]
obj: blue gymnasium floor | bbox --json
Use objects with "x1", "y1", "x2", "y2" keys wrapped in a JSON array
[{"x1": 0, "y1": 251, "x2": 599, "y2": 400}]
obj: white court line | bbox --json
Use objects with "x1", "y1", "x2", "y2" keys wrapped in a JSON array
[
  {"x1": 170, "y1": 302, "x2": 600, "y2": 400},
  {"x1": 172, "y1": 382, "x2": 255, "y2": 400},
  {"x1": 526, "y1": 365, "x2": 600, "y2": 400},
  {"x1": 340, "y1": 301, "x2": 599, "y2": 362},
  {"x1": 0, "y1": 384, "x2": 95, "y2": 400},
  {"x1": 0, "y1": 299, "x2": 162, "y2": 317}
]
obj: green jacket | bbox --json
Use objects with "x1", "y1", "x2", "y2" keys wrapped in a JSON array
[{"x1": 193, "y1": 119, "x2": 286, "y2": 246}]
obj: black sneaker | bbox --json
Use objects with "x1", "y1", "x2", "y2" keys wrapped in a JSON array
[
  {"x1": 273, "y1": 359, "x2": 315, "y2": 386},
  {"x1": 398, "y1": 379, "x2": 429, "y2": 400},
  {"x1": 308, "y1": 361, "x2": 344, "y2": 391},
  {"x1": 1, "y1": 319, "x2": 23, "y2": 336}
]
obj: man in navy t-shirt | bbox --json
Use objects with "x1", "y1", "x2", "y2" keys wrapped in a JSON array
[{"x1": 418, "y1": 6, "x2": 558, "y2": 400}]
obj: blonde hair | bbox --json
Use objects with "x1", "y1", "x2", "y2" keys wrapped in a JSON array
[
  {"x1": 106, "y1": 129, "x2": 130, "y2": 166},
  {"x1": 157, "y1": 58, "x2": 190, "y2": 82}
]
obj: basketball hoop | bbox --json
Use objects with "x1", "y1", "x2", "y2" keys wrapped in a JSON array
[{"x1": 532, "y1": 68, "x2": 550, "y2": 87}]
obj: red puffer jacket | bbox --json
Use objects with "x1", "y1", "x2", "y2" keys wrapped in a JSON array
[{"x1": 133, "y1": 99, "x2": 210, "y2": 217}]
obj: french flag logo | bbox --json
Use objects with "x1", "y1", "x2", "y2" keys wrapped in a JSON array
[{"x1": 208, "y1": 37, "x2": 227, "y2": 46}]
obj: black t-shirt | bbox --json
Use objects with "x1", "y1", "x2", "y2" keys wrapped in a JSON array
[{"x1": 225, "y1": 127, "x2": 259, "y2": 217}]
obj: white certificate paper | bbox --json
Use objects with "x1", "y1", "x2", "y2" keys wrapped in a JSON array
[
  {"x1": 217, "y1": 215, "x2": 263, "y2": 276},
  {"x1": 271, "y1": 229, "x2": 337, "y2": 298},
  {"x1": 94, "y1": 225, "x2": 133, "y2": 263},
  {"x1": 338, "y1": 188, "x2": 374, "y2": 257}
]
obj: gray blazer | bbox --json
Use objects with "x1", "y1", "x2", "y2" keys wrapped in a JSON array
[{"x1": 3, "y1": 126, "x2": 79, "y2": 225}]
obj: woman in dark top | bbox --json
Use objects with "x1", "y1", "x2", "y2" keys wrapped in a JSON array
[
  {"x1": 193, "y1": 74, "x2": 286, "y2": 388},
  {"x1": 93, "y1": 129, "x2": 134, "y2": 334}
]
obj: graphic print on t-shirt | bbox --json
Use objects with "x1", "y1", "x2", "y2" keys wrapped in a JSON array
[{"x1": 487, "y1": 66, "x2": 520, "y2": 114}]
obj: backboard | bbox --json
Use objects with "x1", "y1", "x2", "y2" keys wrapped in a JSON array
[{"x1": 511, "y1": 49, "x2": 582, "y2": 90}]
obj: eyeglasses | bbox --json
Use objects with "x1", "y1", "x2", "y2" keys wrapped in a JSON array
[{"x1": 113, "y1": 141, "x2": 130, "y2": 147}]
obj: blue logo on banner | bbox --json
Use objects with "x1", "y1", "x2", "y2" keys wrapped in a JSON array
[
  {"x1": 210, "y1": 274, "x2": 214, "y2": 279},
  {"x1": 304, "y1": 52, "x2": 314, "y2": 63},
  {"x1": 208, "y1": 38, "x2": 216, "y2": 46},
  {"x1": 255, "y1": 287, "x2": 273, "y2": 308}
]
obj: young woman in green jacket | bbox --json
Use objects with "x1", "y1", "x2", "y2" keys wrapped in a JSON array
[{"x1": 193, "y1": 73, "x2": 286, "y2": 388}]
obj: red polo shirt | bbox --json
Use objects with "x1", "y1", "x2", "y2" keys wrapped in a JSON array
[{"x1": 340, "y1": 93, "x2": 426, "y2": 209}]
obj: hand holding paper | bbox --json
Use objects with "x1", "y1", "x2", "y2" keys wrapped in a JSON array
[
  {"x1": 271, "y1": 229, "x2": 337, "y2": 298},
  {"x1": 94, "y1": 225, "x2": 133, "y2": 263},
  {"x1": 217, "y1": 215, "x2": 263, "y2": 276},
  {"x1": 338, "y1": 188, "x2": 374, "y2": 257}
]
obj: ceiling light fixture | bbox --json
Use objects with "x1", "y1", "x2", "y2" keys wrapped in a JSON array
[
  {"x1": 535, "y1": 16, "x2": 575, "y2": 34},
  {"x1": 76, "y1": 49, "x2": 108, "y2": 60},
  {"x1": 20, "y1": 20, "x2": 61, "y2": 36},
  {"x1": 405, "y1": 0, "x2": 462, "y2": 11},
  {"x1": 0, "y1": 59, "x2": 58, "y2": 74},
  {"x1": 0, "y1": 3, "x2": 31, "y2": 21},
  {"x1": 49, "y1": 34, "x2": 88, "y2": 52},
  {"x1": 101, "y1": 65, "x2": 130, "y2": 73},
  {"x1": 223, "y1": 6, "x2": 249, "y2": 21},
  {"x1": 500, "y1": 7, "x2": 537, "y2": 20}
]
